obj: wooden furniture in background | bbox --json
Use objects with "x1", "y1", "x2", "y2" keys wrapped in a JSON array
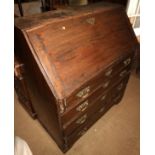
[{"x1": 14, "y1": 57, "x2": 37, "y2": 118}]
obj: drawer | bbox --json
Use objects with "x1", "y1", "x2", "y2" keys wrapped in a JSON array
[
  {"x1": 65, "y1": 52, "x2": 133, "y2": 108},
  {"x1": 63, "y1": 91, "x2": 110, "y2": 136}
]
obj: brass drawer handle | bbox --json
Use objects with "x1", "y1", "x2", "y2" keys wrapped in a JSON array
[
  {"x1": 102, "y1": 81, "x2": 110, "y2": 88},
  {"x1": 105, "y1": 68, "x2": 113, "y2": 76},
  {"x1": 76, "y1": 100, "x2": 89, "y2": 112},
  {"x1": 76, "y1": 114, "x2": 87, "y2": 125},
  {"x1": 78, "y1": 127, "x2": 87, "y2": 136},
  {"x1": 119, "y1": 70, "x2": 128, "y2": 77},
  {"x1": 101, "y1": 95, "x2": 106, "y2": 101},
  {"x1": 113, "y1": 94, "x2": 121, "y2": 102},
  {"x1": 123, "y1": 58, "x2": 131, "y2": 66},
  {"x1": 76, "y1": 86, "x2": 90, "y2": 99},
  {"x1": 117, "y1": 83, "x2": 124, "y2": 90},
  {"x1": 99, "y1": 106, "x2": 105, "y2": 113}
]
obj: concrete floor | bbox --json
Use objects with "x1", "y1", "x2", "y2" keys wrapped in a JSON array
[
  {"x1": 15, "y1": 74, "x2": 140, "y2": 155},
  {"x1": 14, "y1": 1, "x2": 42, "y2": 17}
]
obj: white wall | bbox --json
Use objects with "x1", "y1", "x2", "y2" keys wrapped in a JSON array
[{"x1": 127, "y1": 0, "x2": 140, "y2": 16}]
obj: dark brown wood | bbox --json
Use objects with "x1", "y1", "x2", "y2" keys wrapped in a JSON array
[
  {"x1": 14, "y1": 2, "x2": 139, "y2": 152},
  {"x1": 17, "y1": 0, "x2": 24, "y2": 16},
  {"x1": 14, "y1": 56, "x2": 37, "y2": 118}
]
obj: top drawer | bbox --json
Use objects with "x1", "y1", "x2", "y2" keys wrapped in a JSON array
[{"x1": 65, "y1": 52, "x2": 133, "y2": 108}]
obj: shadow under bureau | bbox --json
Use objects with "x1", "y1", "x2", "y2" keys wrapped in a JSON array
[{"x1": 14, "y1": 2, "x2": 139, "y2": 152}]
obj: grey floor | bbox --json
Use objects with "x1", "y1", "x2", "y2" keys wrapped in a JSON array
[
  {"x1": 14, "y1": 1, "x2": 42, "y2": 17},
  {"x1": 15, "y1": 74, "x2": 140, "y2": 155}
]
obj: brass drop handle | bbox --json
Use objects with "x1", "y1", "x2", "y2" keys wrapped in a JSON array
[
  {"x1": 76, "y1": 100, "x2": 89, "y2": 112},
  {"x1": 102, "y1": 81, "x2": 110, "y2": 88},
  {"x1": 78, "y1": 127, "x2": 87, "y2": 136},
  {"x1": 99, "y1": 106, "x2": 105, "y2": 113},
  {"x1": 117, "y1": 83, "x2": 124, "y2": 90},
  {"x1": 101, "y1": 95, "x2": 106, "y2": 101},
  {"x1": 76, "y1": 114, "x2": 87, "y2": 124},
  {"x1": 113, "y1": 94, "x2": 121, "y2": 102},
  {"x1": 76, "y1": 86, "x2": 90, "y2": 99},
  {"x1": 119, "y1": 70, "x2": 127, "y2": 77},
  {"x1": 105, "y1": 68, "x2": 113, "y2": 76},
  {"x1": 123, "y1": 58, "x2": 131, "y2": 66}
]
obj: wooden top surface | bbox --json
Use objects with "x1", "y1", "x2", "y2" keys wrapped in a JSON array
[{"x1": 15, "y1": 2, "x2": 138, "y2": 99}]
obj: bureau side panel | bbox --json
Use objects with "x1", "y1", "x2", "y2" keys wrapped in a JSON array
[{"x1": 15, "y1": 27, "x2": 65, "y2": 149}]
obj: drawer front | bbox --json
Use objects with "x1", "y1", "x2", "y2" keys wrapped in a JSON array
[
  {"x1": 66, "y1": 52, "x2": 133, "y2": 108},
  {"x1": 63, "y1": 91, "x2": 110, "y2": 136}
]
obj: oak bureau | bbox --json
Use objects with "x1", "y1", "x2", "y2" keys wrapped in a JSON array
[{"x1": 15, "y1": 2, "x2": 139, "y2": 152}]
